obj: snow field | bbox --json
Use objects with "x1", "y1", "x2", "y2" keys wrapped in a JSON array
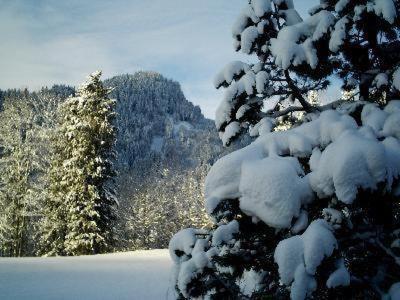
[{"x1": 0, "y1": 250, "x2": 173, "y2": 300}]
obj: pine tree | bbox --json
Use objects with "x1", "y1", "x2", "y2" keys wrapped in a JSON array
[
  {"x1": 39, "y1": 71, "x2": 117, "y2": 256},
  {"x1": 170, "y1": 1, "x2": 400, "y2": 299}
]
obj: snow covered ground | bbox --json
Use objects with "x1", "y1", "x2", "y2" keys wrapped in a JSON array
[{"x1": 0, "y1": 249, "x2": 173, "y2": 300}]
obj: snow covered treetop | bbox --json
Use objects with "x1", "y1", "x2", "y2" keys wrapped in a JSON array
[
  {"x1": 77, "y1": 70, "x2": 109, "y2": 99},
  {"x1": 214, "y1": 0, "x2": 335, "y2": 145},
  {"x1": 214, "y1": 0, "x2": 400, "y2": 146},
  {"x1": 206, "y1": 101, "x2": 400, "y2": 227}
]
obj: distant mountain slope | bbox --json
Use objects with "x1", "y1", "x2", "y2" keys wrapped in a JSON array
[
  {"x1": 0, "y1": 72, "x2": 232, "y2": 175},
  {"x1": 105, "y1": 72, "x2": 223, "y2": 172},
  {"x1": 0, "y1": 72, "x2": 223, "y2": 174}
]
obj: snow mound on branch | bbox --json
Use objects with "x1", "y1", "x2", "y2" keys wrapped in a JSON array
[
  {"x1": 212, "y1": 220, "x2": 239, "y2": 246},
  {"x1": 232, "y1": 0, "x2": 272, "y2": 39},
  {"x1": 176, "y1": 239, "x2": 212, "y2": 297},
  {"x1": 220, "y1": 121, "x2": 241, "y2": 146},
  {"x1": 205, "y1": 143, "x2": 265, "y2": 214},
  {"x1": 274, "y1": 219, "x2": 337, "y2": 300},
  {"x1": 249, "y1": 117, "x2": 274, "y2": 137},
  {"x1": 169, "y1": 228, "x2": 198, "y2": 263},
  {"x1": 232, "y1": 4, "x2": 260, "y2": 38},
  {"x1": 385, "y1": 100, "x2": 400, "y2": 114},
  {"x1": 281, "y1": 9, "x2": 303, "y2": 26},
  {"x1": 393, "y1": 68, "x2": 400, "y2": 91},
  {"x1": 309, "y1": 129, "x2": 387, "y2": 204},
  {"x1": 329, "y1": 17, "x2": 348, "y2": 52},
  {"x1": 236, "y1": 104, "x2": 251, "y2": 120},
  {"x1": 169, "y1": 229, "x2": 214, "y2": 298},
  {"x1": 252, "y1": 0, "x2": 271, "y2": 17},
  {"x1": 371, "y1": 0, "x2": 397, "y2": 24},
  {"x1": 326, "y1": 259, "x2": 350, "y2": 288},
  {"x1": 382, "y1": 102, "x2": 400, "y2": 139},
  {"x1": 241, "y1": 26, "x2": 259, "y2": 54},
  {"x1": 239, "y1": 156, "x2": 312, "y2": 228},
  {"x1": 291, "y1": 210, "x2": 309, "y2": 234},
  {"x1": 335, "y1": 0, "x2": 350, "y2": 12},
  {"x1": 236, "y1": 268, "x2": 266, "y2": 296},
  {"x1": 353, "y1": 1, "x2": 397, "y2": 24},
  {"x1": 361, "y1": 103, "x2": 388, "y2": 133},
  {"x1": 232, "y1": 0, "x2": 305, "y2": 55},
  {"x1": 206, "y1": 102, "x2": 400, "y2": 226},
  {"x1": 388, "y1": 282, "x2": 400, "y2": 299},
  {"x1": 215, "y1": 69, "x2": 260, "y2": 134},
  {"x1": 214, "y1": 61, "x2": 251, "y2": 88},
  {"x1": 373, "y1": 73, "x2": 389, "y2": 88},
  {"x1": 270, "y1": 10, "x2": 335, "y2": 69}
]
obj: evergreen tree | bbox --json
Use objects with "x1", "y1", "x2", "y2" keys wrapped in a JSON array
[
  {"x1": 40, "y1": 71, "x2": 117, "y2": 256},
  {"x1": 170, "y1": 1, "x2": 400, "y2": 299}
]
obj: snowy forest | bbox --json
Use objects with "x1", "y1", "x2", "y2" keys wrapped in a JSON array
[
  {"x1": 1, "y1": 0, "x2": 400, "y2": 299},
  {"x1": 0, "y1": 71, "x2": 231, "y2": 256}
]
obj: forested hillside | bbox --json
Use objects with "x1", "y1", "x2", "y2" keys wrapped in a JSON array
[
  {"x1": 0, "y1": 71, "x2": 231, "y2": 255},
  {"x1": 105, "y1": 72, "x2": 216, "y2": 168},
  {"x1": 105, "y1": 72, "x2": 227, "y2": 250}
]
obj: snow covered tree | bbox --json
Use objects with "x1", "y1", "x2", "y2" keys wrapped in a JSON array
[
  {"x1": 171, "y1": 104, "x2": 400, "y2": 300},
  {"x1": 39, "y1": 71, "x2": 117, "y2": 256},
  {"x1": 170, "y1": 1, "x2": 400, "y2": 299},
  {"x1": 214, "y1": 0, "x2": 400, "y2": 146},
  {"x1": 214, "y1": 0, "x2": 338, "y2": 145}
]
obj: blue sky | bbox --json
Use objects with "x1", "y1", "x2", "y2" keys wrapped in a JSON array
[{"x1": 0, "y1": 0, "x2": 320, "y2": 118}]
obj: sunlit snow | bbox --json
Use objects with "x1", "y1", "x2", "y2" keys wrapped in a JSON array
[{"x1": 0, "y1": 250, "x2": 172, "y2": 300}]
